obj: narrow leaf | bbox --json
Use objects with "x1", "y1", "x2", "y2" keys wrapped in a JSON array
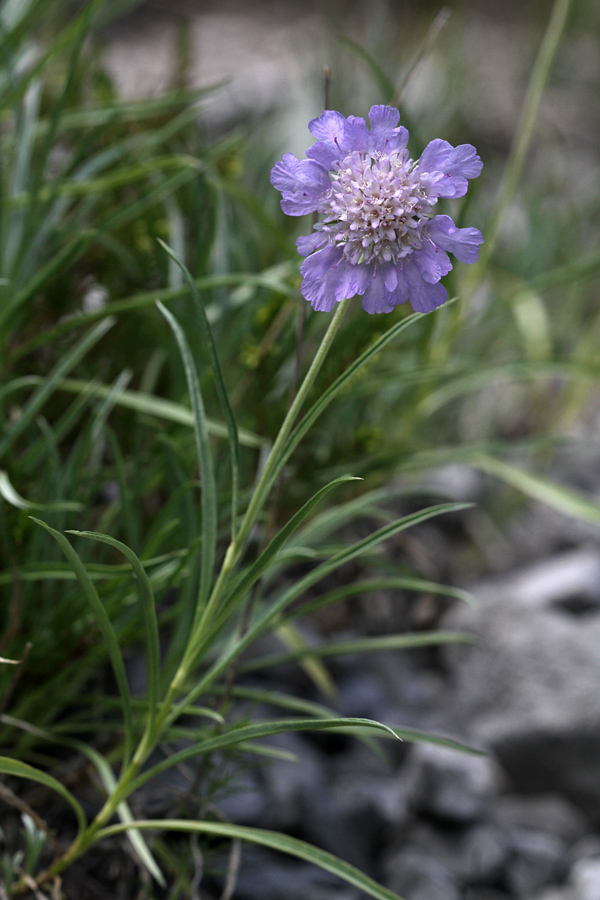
[
  {"x1": 67, "y1": 531, "x2": 161, "y2": 730},
  {"x1": 158, "y1": 239, "x2": 241, "y2": 540},
  {"x1": 0, "y1": 470, "x2": 82, "y2": 512},
  {"x1": 471, "y1": 453, "x2": 600, "y2": 529},
  {"x1": 0, "y1": 757, "x2": 86, "y2": 835},
  {"x1": 128, "y1": 716, "x2": 400, "y2": 793},
  {"x1": 97, "y1": 819, "x2": 406, "y2": 900},
  {"x1": 240, "y1": 631, "x2": 479, "y2": 673},
  {"x1": 0, "y1": 317, "x2": 114, "y2": 461},
  {"x1": 29, "y1": 519, "x2": 134, "y2": 766},
  {"x1": 158, "y1": 302, "x2": 217, "y2": 607}
]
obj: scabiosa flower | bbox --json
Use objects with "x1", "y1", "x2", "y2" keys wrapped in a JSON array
[{"x1": 270, "y1": 105, "x2": 484, "y2": 314}]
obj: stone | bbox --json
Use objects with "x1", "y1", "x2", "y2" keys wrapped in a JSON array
[
  {"x1": 260, "y1": 731, "x2": 325, "y2": 831},
  {"x1": 401, "y1": 742, "x2": 502, "y2": 823},
  {"x1": 232, "y1": 847, "x2": 361, "y2": 900},
  {"x1": 570, "y1": 857, "x2": 600, "y2": 900},
  {"x1": 382, "y1": 846, "x2": 460, "y2": 900},
  {"x1": 505, "y1": 829, "x2": 567, "y2": 897},
  {"x1": 569, "y1": 835, "x2": 600, "y2": 865},
  {"x1": 491, "y1": 794, "x2": 588, "y2": 842},
  {"x1": 442, "y1": 550, "x2": 600, "y2": 819},
  {"x1": 400, "y1": 821, "x2": 508, "y2": 884}
]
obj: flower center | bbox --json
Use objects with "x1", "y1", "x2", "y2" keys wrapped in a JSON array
[{"x1": 317, "y1": 150, "x2": 435, "y2": 265}]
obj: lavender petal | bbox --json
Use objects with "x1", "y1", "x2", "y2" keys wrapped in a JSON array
[
  {"x1": 412, "y1": 241, "x2": 453, "y2": 284},
  {"x1": 404, "y1": 260, "x2": 448, "y2": 313},
  {"x1": 427, "y1": 215, "x2": 484, "y2": 263}
]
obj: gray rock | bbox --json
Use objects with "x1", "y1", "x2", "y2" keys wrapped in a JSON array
[
  {"x1": 260, "y1": 732, "x2": 325, "y2": 830},
  {"x1": 491, "y1": 794, "x2": 588, "y2": 842},
  {"x1": 216, "y1": 768, "x2": 267, "y2": 826},
  {"x1": 233, "y1": 848, "x2": 361, "y2": 900},
  {"x1": 569, "y1": 835, "x2": 600, "y2": 865},
  {"x1": 442, "y1": 551, "x2": 600, "y2": 818},
  {"x1": 505, "y1": 829, "x2": 567, "y2": 897},
  {"x1": 571, "y1": 857, "x2": 600, "y2": 900},
  {"x1": 382, "y1": 846, "x2": 460, "y2": 900},
  {"x1": 464, "y1": 891, "x2": 513, "y2": 900},
  {"x1": 401, "y1": 742, "x2": 502, "y2": 823},
  {"x1": 407, "y1": 821, "x2": 508, "y2": 884},
  {"x1": 531, "y1": 891, "x2": 573, "y2": 900}
]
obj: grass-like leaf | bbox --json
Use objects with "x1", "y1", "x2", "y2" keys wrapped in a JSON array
[
  {"x1": 216, "y1": 475, "x2": 361, "y2": 627},
  {"x1": 127, "y1": 716, "x2": 401, "y2": 793},
  {"x1": 0, "y1": 376, "x2": 267, "y2": 448},
  {"x1": 96, "y1": 819, "x2": 406, "y2": 900},
  {"x1": 471, "y1": 453, "x2": 600, "y2": 529},
  {"x1": 240, "y1": 631, "x2": 480, "y2": 673},
  {"x1": 158, "y1": 239, "x2": 241, "y2": 540},
  {"x1": 0, "y1": 756, "x2": 86, "y2": 835},
  {"x1": 29, "y1": 518, "x2": 134, "y2": 766},
  {"x1": 158, "y1": 301, "x2": 216, "y2": 609},
  {"x1": 177, "y1": 501, "x2": 471, "y2": 716},
  {"x1": 0, "y1": 469, "x2": 82, "y2": 512},
  {"x1": 0, "y1": 317, "x2": 114, "y2": 461},
  {"x1": 269, "y1": 310, "x2": 426, "y2": 492},
  {"x1": 67, "y1": 531, "x2": 161, "y2": 731},
  {"x1": 285, "y1": 576, "x2": 475, "y2": 623}
]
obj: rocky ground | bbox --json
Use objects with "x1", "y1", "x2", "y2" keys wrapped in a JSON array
[{"x1": 212, "y1": 496, "x2": 600, "y2": 900}]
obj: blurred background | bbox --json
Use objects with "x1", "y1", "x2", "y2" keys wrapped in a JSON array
[{"x1": 2, "y1": 0, "x2": 600, "y2": 898}]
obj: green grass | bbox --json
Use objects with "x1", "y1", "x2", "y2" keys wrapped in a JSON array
[{"x1": 1, "y1": 0, "x2": 599, "y2": 895}]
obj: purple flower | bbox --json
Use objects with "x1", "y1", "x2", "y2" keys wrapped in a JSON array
[{"x1": 270, "y1": 105, "x2": 484, "y2": 314}]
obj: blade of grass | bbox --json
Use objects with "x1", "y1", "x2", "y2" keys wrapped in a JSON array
[
  {"x1": 240, "y1": 631, "x2": 479, "y2": 673},
  {"x1": 0, "y1": 757, "x2": 86, "y2": 836},
  {"x1": 0, "y1": 317, "x2": 114, "y2": 461},
  {"x1": 127, "y1": 716, "x2": 401, "y2": 792},
  {"x1": 176, "y1": 502, "x2": 471, "y2": 719},
  {"x1": 477, "y1": 0, "x2": 573, "y2": 267},
  {"x1": 29, "y1": 518, "x2": 134, "y2": 768},
  {"x1": 97, "y1": 819, "x2": 406, "y2": 900},
  {"x1": 0, "y1": 470, "x2": 82, "y2": 512},
  {"x1": 158, "y1": 301, "x2": 216, "y2": 609},
  {"x1": 470, "y1": 453, "x2": 600, "y2": 529},
  {"x1": 158, "y1": 239, "x2": 241, "y2": 540},
  {"x1": 270, "y1": 310, "x2": 426, "y2": 492},
  {"x1": 67, "y1": 531, "x2": 161, "y2": 734},
  {"x1": 284, "y1": 576, "x2": 475, "y2": 624},
  {"x1": 0, "y1": 376, "x2": 267, "y2": 448}
]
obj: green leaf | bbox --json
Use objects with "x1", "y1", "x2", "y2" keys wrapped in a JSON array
[
  {"x1": 0, "y1": 757, "x2": 86, "y2": 835},
  {"x1": 158, "y1": 240, "x2": 241, "y2": 540},
  {"x1": 178, "y1": 502, "x2": 472, "y2": 716},
  {"x1": 158, "y1": 302, "x2": 216, "y2": 608},
  {"x1": 0, "y1": 317, "x2": 114, "y2": 461},
  {"x1": 0, "y1": 376, "x2": 267, "y2": 448},
  {"x1": 0, "y1": 470, "x2": 82, "y2": 512},
  {"x1": 470, "y1": 453, "x2": 600, "y2": 529},
  {"x1": 241, "y1": 631, "x2": 479, "y2": 673},
  {"x1": 97, "y1": 819, "x2": 406, "y2": 900},
  {"x1": 29, "y1": 519, "x2": 134, "y2": 766},
  {"x1": 67, "y1": 531, "x2": 161, "y2": 730},
  {"x1": 286, "y1": 576, "x2": 475, "y2": 623},
  {"x1": 10, "y1": 266, "x2": 294, "y2": 362},
  {"x1": 88, "y1": 750, "x2": 165, "y2": 886},
  {"x1": 128, "y1": 716, "x2": 401, "y2": 793},
  {"x1": 270, "y1": 310, "x2": 425, "y2": 492},
  {"x1": 218, "y1": 475, "x2": 361, "y2": 624}
]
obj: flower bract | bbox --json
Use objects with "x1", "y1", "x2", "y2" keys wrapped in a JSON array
[{"x1": 271, "y1": 105, "x2": 484, "y2": 314}]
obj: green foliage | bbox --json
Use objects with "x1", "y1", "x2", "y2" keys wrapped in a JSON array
[{"x1": 1, "y1": 0, "x2": 598, "y2": 895}]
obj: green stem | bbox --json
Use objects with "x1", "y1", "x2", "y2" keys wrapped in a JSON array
[{"x1": 165, "y1": 295, "x2": 353, "y2": 722}]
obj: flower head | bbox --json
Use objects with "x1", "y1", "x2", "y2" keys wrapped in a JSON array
[{"x1": 271, "y1": 105, "x2": 483, "y2": 314}]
